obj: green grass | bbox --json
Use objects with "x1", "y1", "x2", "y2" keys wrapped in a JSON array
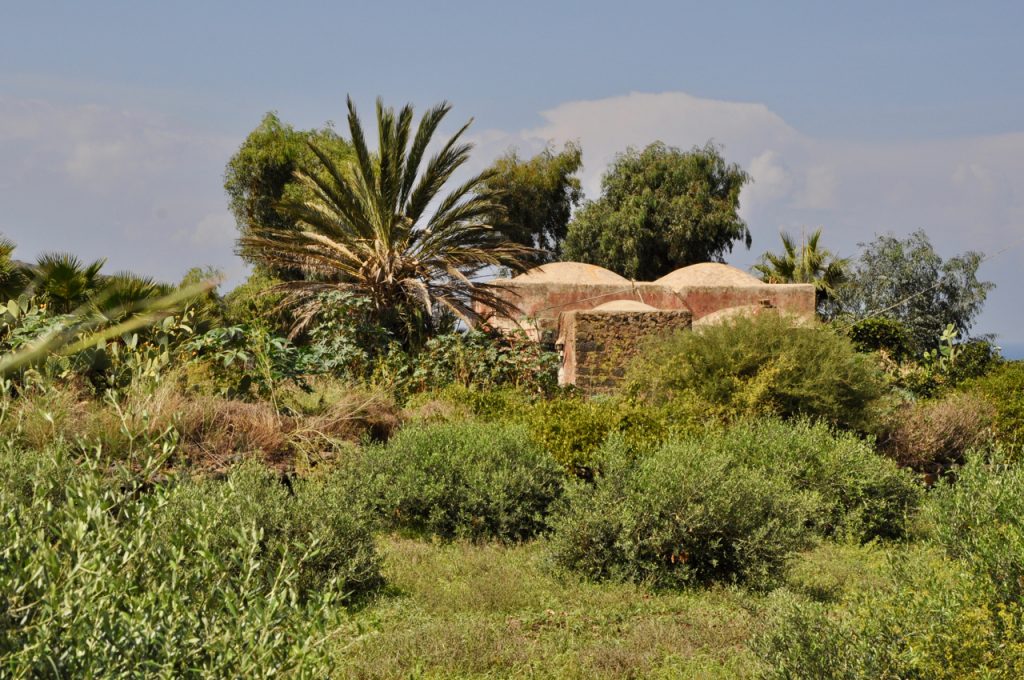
[{"x1": 324, "y1": 536, "x2": 906, "y2": 679}]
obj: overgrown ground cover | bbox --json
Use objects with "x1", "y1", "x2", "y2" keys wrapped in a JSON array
[{"x1": 3, "y1": 298, "x2": 1023, "y2": 677}]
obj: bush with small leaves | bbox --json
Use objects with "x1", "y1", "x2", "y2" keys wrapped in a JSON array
[
  {"x1": 711, "y1": 418, "x2": 922, "y2": 541},
  {"x1": 0, "y1": 446, "x2": 380, "y2": 676},
  {"x1": 549, "y1": 434, "x2": 816, "y2": 589},
  {"x1": 361, "y1": 420, "x2": 563, "y2": 541},
  {"x1": 626, "y1": 314, "x2": 885, "y2": 433}
]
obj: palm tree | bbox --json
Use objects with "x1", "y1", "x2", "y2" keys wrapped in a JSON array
[
  {"x1": 238, "y1": 97, "x2": 531, "y2": 344},
  {"x1": 31, "y1": 252, "x2": 106, "y2": 314},
  {"x1": 753, "y1": 228, "x2": 850, "y2": 314},
  {"x1": 93, "y1": 272, "x2": 173, "y2": 322},
  {"x1": 0, "y1": 236, "x2": 30, "y2": 301}
]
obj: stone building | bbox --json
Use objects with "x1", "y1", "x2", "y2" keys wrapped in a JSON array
[{"x1": 480, "y1": 261, "x2": 816, "y2": 393}]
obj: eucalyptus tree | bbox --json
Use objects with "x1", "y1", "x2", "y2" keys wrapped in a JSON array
[
  {"x1": 563, "y1": 142, "x2": 751, "y2": 280},
  {"x1": 239, "y1": 97, "x2": 531, "y2": 345}
]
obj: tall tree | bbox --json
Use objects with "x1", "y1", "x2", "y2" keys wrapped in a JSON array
[
  {"x1": 480, "y1": 143, "x2": 583, "y2": 263},
  {"x1": 753, "y1": 228, "x2": 850, "y2": 315},
  {"x1": 224, "y1": 113, "x2": 354, "y2": 250},
  {"x1": 238, "y1": 97, "x2": 530, "y2": 345},
  {"x1": 562, "y1": 142, "x2": 751, "y2": 280},
  {"x1": 835, "y1": 230, "x2": 993, "y2": 350}
]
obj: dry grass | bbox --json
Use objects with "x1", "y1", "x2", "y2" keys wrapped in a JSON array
[
  {"x1": 3, "y1": 380, "x2": 401, "y2": 473},
  {"x1": 880, "y1": 392, "x2": 995, "y2": 478}
]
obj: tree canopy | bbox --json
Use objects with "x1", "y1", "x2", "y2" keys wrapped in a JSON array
[
  {"x1": 562, "y1": 142, "x2": 751, "y2": 280},
  {"x1": 479, "y1": 143, "x2": 583, "y2": 264},
  {"x1": 754, "y1": 228, "x2": 850, "y2": 316},
  {"x1": 224, "y1": 113, "x2": 354, "y2": 250},
  {"x1": 834, "y1": 230, "x2": 993, "y2": 350},
  {"x1": 238, "y1": 97, "x2": 530, "y2": 346}
]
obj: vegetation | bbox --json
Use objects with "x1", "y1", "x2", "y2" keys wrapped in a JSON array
[
  {"x1": 754, "y1": 228, "x2": 850, "y2": 315},
  {"x1": 480, "y1": 142, "x2": 584, "y2": 263},
  {"x1": 359, "y1": 420, "x2": 563, "y2": 541},
  {"x1": 224, "y1": 112, "x2": 354, "y2": 248},
  {"x1": 238, "y1": 97, "x2": 530, "y2": 344},
  {"x1": 2, "y1": 96, "x2": 1022, "y2": 676},
  {"x1": 563, "y1": 141, "x2": 751, "y2": 279},
  {"x1": 833, "y1": 229, "x2": 994, "y2": 351},
  {"x1": 626, "y1": 313, "x2": 885, "y2": 433}
]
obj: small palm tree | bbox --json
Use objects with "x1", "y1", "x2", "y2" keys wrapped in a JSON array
[
  {"x1": 93, "y1": 272, "x2": 173, "y2": 322},
  {"x1": 754, "y1": 228, "x2": 849, "y2": 314},
  {"x1": 238, "y1": 97, "x2": 531, "y2": 343},
  {"x1": 0, "y1": 236, "x2": 30, "y2": 300},
  {"x1": 31, "y1": 252, "x2": 107, "y2": 314}
]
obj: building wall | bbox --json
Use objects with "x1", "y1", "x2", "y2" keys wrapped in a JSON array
[
  {"x1": 484, "y1": 279, "x2": 814, "y2": 335},
  {"x1": 559, "y1": 310, "x2": 693, "y2": 394}
]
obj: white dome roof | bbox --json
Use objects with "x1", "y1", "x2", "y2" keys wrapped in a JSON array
[
  {"x1": 512, "y1": 262, "x2": 629, "y2": 285},
  {"x1": 589, "y1": 301, "x2": 659, "y2": 313},
  {"x1": 655, "y1": 262, "x2": 761, "y2": 288}
]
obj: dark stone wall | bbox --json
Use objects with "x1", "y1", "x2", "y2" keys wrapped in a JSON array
[{"x1": 559, "y1": 310, "x2": 693, "y2": 394}]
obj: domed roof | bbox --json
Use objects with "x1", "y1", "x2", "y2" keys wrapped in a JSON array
[
  {"x1": 655, "y1": 262, "x2": 761, "y2": 288},
  {"x1": 591, "y1": 300, "x2": 659, "y2": 312},
  {"x1": 512, "y1": 262, "x2": 629, "y2": 285},
  {"x1": 692, "y1": 304, "x2": 764, "y2": 328}
]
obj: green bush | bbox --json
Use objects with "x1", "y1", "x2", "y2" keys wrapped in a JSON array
[
  {"x1": 758, "y1": 548, "x2": 1024, "y2": 679},
  {"x1": 549, "y1": 435, "x2": 815, "y2": 589},
  {"x1": 712, "y1": 419, "x2": 921, "y2": 541},
  {"x1": 962, "y1": 361, "x2": 1024, "y2": 452},
  {"x1": 361, "y1": 420, "x2": 563, "y2": 541},
  {"x1": 927, "y1": 453, "x2": 1024, "y2": 605},
  {"x1": 625, "y1": 314, "x2": 885, "y2": 432},
  {"x1": 408, "y1": 329, "x2": 559, "y2": 395},
  {"x1": 524, "y1": 396, "x2": 671, "y2": 477},
  {"x1": 0, "y1": 447, "x2": 379, "y2": 676},
  {"x1": 761, "y1": 454, "x2": 1024, "y2": 678},
  {"x1": 163, "y1": 462, "x2": 382, "y2": 600},
  {"x1": 847, "y1": 316, "x2": 913, "y2": 361}
]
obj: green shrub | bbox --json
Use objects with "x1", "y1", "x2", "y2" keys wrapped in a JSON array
[
  {"x1": 625, "y1": 314, "x2": 885, "y2": 432},
  {"x1": 847, "y1": 316, "x2": 913, "y2": 361},
  {"x1": 0, "y1": 447, "x2": 378, "y2": 676},
  {"x1": 524, "y1": 396, "x2": 671, "y2": 477},
  {"x1": 927, "y1": 453, "x2": 1024, "y2": 605},
  {"x1": 962, "y1": 361, "x2": 1024, "y2": 452},
  {"x1": 361, "y1": 420, "x2": 563, "y2": 541},
  {"x1": 713, "y1": 419, "x2": 921, "y2": 541},
  {"x1": 549, "y1": 435, "x2": 815, "y2": 589},
  {"x1": 761, "y1": 455, "x2": 1024, "y2": 678},
  {"x1": 758, "y1": 548, "x2": 1024, "y2": 679},
  {"x1": 163, "y1": 462, "x2": 382, "y2": 600},
  {"x1": 408, "y1": 329, "x2": 559, "y2": 395}
]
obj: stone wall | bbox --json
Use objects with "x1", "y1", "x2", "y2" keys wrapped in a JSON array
[{"x1": 558, "y1": 310, "x2": 693, "y2": 394}]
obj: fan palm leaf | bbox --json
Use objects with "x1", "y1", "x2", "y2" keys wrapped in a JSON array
[
  {"x1": 754, "y1": 228, "x2": 850, "y2": 313},
  {"x1": 31, "y1": 252, "x2": 107, "y2": 314}
]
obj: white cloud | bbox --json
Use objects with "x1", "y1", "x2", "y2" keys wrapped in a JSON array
[
  {"x1": 0, "y1": 97, "x2": 241, "y2": 286},
  {"x1": 178, "y1": 211, "x2": 236, "y2": 248}
]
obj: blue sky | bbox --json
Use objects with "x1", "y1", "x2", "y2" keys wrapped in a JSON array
[{"x1": 2, "y1": 1, "x2": 1024, "y2": 349}]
